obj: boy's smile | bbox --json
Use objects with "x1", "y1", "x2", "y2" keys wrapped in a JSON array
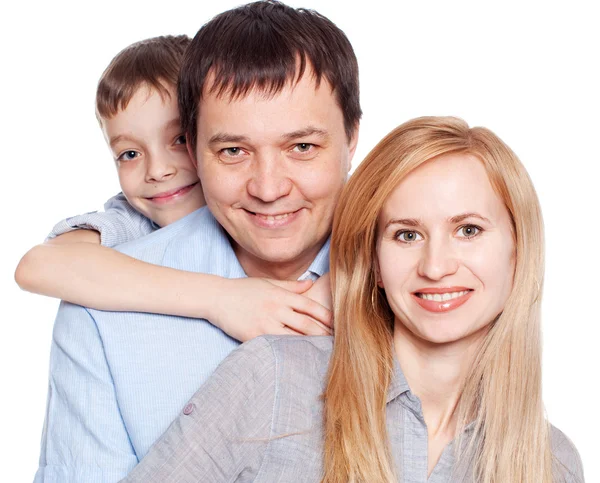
[{"x1": 101, "y1": 85, "x2": 205, "y2": 227}]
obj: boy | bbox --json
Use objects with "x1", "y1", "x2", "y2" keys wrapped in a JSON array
[{"x1": 15, "y1": 35, "x2": 331, "y2": 342}]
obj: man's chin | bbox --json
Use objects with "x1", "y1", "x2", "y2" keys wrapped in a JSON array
[{"x1": 233, "y1": 238, "x2": 319, "y2": 278}]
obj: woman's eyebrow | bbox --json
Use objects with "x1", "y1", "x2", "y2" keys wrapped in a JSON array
[
  {"x1": 384, "y1": 218, "x2": 421, "y2": 229},
  {"x1": 448, "y1": 212, "x2": 491, "y2": 224}
]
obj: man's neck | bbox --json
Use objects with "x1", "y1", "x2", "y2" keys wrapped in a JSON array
[{"x1": 233, "y1": 245, "x2": 320, "y2": 281}]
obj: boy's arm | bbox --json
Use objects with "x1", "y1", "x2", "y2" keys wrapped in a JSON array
[
  {"x1": 35, "y1": 302, "x2": 137, "y2": 482},
  {"x1": 16, "y1": 232, "x2": 332, "y2": 341}
]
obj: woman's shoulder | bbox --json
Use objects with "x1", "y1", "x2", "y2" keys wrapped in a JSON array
[
  {"x1": 550, "y1": 425, "x2": 585, "y2": 482},
  {"x1": 261, "y1": 334, "x2": 333, "y2": 366},
  {"x1": 233, "y1": 335, "x2": 333, "y2": 367}
]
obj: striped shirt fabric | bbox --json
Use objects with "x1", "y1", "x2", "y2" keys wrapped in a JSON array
[
  {"x1": 47, "y1": 193, "x2": 157, "y2": 247},
  {"x1": 124, "y1": 336, "x2": 585, "y2": 483},
  {"x1": 34, "y1": 206, "x2": 330, "y2": 483}
]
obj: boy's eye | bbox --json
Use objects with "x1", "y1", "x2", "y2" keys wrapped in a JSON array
[
  {"x1": 174, "y1": 135, "x2": 187, "y2": 145},
  {"x1": 395, "y1": 230, "x2": 423, "y2": 243},
  {"x1": 117, "y1": 150, "x2": 140, "y2": 162},
  {"x1": 457, "y1": 224, "x2": 482, "y2": 239}
]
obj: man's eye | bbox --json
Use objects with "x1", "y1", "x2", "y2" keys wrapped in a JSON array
[
  {"x1": 395, "y1": 230, "x2": 423, "y2": 243},
  {"x1": 174, "y1": 135, "x2": 186, "y2": 145},
  {"x1": 457, "y1": 225, "x2": 482, "y2": 239},
  {"x1": 222, "y1": 147, "x2": 242, "y2": 156},
  {"x1": 117, "y1": 150, "x2": 140, "y2": 162},
  {"x1": 294, "y1": 143, "x2": 314, "y2": 153}
]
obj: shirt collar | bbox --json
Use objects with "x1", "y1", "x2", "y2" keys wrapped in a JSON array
[
  {"x1": 386, "y1": 355, "x2": 412, "y2": 404},
  {"x1": 297, "y1": 237, "x2": 331, "y2": 281}
]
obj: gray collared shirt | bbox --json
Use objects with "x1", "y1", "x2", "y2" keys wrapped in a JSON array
[{"x1": 123, "y1": 336, "x2": 584, "y2": 483}]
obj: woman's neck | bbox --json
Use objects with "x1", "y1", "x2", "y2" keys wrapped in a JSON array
[{"x1": 393, "y1": 321, "x2": 486, "y2": 437}]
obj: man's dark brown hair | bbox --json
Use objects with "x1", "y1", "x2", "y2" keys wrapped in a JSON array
[
  {"x1": 96, "y1": 35, "x2": 191, "y2": 120},
  {"x1": 178, "y1": 0, "x2": 361, "y2": 150}
]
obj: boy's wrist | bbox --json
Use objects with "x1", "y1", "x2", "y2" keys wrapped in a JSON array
[{"x1": 201, "y1": 275, "x2": 230, "y2": 329}]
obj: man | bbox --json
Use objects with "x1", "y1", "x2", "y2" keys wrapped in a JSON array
[{"x1": 34, "y1": 1, "x2": 360, "y2": 481}]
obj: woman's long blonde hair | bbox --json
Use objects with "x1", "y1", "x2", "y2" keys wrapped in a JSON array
[{"x1": 322, "y1": 116, "x2": 553, "y2": 482}]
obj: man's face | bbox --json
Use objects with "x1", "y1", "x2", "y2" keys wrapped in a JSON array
[
  {"x1": 102, "y1": 85, "x2": 205, "y2": 227},
  {"x1": 194, "y1": 71, "x2": 358, "y2": 279}
]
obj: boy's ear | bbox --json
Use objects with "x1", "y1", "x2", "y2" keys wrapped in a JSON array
[{"x1": 186, "y1": 139, "x2": 198, "y2": 169}]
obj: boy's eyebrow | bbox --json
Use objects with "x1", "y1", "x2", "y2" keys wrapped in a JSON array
[
  {"x1": 163, "y1": 117, "x2": 183, "y2": 131},
  {"x1": 109, "y1": 134, "x2": 133, "y2": 148}
]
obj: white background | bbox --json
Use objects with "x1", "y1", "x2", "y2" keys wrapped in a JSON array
[{"x1": 1, "y1": 0, "x2": 598, "y2": 481}]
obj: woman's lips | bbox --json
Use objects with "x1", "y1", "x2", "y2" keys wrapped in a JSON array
[
  {"x1": 147, "y1": 182, "x2": 198, "y2": 204},
  {"x1": 411, "y1": 288, "x2": 474, "y2": 313}
]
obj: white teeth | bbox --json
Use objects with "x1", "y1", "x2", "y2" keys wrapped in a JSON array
[
  {"x1": 419, "y1": 290, "x2": 469, "y2": 302},
  {"x1": 257, "y1": 213, "x2": 291, "y2": 221}
]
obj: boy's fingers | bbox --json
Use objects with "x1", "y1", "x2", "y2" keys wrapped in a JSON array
[
  {"x1": 294, "y1": 298, "x2": 333, "y2": 328},
  {"x1": 283, "y1": 312, "x2": 332, "y2": 336},
  {"x1": 267, "y1": 279, "x2": 313, "y2": 294}
]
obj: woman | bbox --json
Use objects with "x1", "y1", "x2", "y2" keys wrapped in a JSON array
[{"x1": 123, "y1": 117, "x2": 583, "y2": 483}]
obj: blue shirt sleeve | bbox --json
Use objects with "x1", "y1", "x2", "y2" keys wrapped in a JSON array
[
  {"x1": 34, "y1": 302, "x2": 138, "y2": 482},
  {"x1": 46, "y1": 193, "x2": 156, "y2": 247}
]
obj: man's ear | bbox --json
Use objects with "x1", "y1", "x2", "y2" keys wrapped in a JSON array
[
  {"x1": 186, "y1": 137, "x2": 198, "y2": 169},
  {"x1": 346, "y1": 123, "x2": 360, "y2": 173}
]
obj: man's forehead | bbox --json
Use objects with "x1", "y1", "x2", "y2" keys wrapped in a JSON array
[{"x1": 200, "y1": 65, "x2": 333, "y2": 104}]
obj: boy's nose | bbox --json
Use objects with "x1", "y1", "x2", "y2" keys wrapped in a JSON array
[{"x1": 145, "y1": 155, "x2": 177, "y2": 182}]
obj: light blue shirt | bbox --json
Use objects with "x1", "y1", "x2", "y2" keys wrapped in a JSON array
[
  {"x1": 34, "y1": 206, "x2": 330, "y2": 483},
  {"x1": 47, "y1": 193, "x2": 157, "y2": 247}
]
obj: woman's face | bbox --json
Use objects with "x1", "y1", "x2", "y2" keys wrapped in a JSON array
[{"x1": 376, "y1": 153, "x2": 515, "y2": 345}]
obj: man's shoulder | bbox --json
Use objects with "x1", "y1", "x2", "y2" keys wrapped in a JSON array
[{"x1": 550, "y1": 424, "x2": 584, "y2": 482}]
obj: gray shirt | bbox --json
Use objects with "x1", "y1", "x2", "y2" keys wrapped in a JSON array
[{"x1": 123, "y1": 336, "x2": 584, "y2": 483}]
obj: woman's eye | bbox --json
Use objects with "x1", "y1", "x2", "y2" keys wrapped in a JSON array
[
  {"x1": 117, "y1": 150, "x2": 140, "y2": 162},
  {"x1": 458, "y1": 225, "x2": 481, "y2": 238},
  {"x1": 396, "y1": 230, "x2": 423, "y2": 243},
  {"x1": 174, "y1": 135, "x2": 186, "y2": 145}
]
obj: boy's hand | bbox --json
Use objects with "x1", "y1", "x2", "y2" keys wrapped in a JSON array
[
  {"x1": 209, "y1": 277, "x2": 333, "y2": 342},
  {"x1": 303, "y1": 273, "x2": 332, "y2": 312}
]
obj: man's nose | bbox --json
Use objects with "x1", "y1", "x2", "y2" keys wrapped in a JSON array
[
  {"x1": 145, "y1": 152, "x2": 177, "y2": 183},
  {"x1": 246, "y1": 154, "x2": 293, "y2": 202},
  {"x1": 417, "y1": 236, "x2": 459, "y2": 281}
]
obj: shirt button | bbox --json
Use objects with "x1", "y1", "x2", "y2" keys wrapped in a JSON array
[{"x1": 183, "y1": 403, "x2": 195, "y2": 415}]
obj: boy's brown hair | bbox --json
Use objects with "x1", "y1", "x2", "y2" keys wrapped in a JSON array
[{"x1": 96, "y1": 35, "x2": 191, "y2": 120}]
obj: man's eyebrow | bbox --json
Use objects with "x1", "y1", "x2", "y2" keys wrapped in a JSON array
[
  {"x1": 208, "y1": 133, "x2": 250, "y2": 145},
  {"x1": 384, "y1": 218, "x2": 422, "y2": 230},
  {"x1": 449, "y1": 212, "x2": 491, "y2": 224},
  {"x1": 281, "y1": 127, "x2": 329, "y2": 141}
]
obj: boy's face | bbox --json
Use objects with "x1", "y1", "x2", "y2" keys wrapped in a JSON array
[
  {"x1": 101, "y1": 85, "x2": 205, "y2": 227},
  {"x1": 194, "y1": 69, "x2": 358, "y2": 279}
]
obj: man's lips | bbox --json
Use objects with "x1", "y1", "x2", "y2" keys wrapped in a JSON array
[
  {"x1": 146, "y1": 182, "x2": 199, "y2": 203},
  {"x1": 244, "y1": 207, "x2": 303, "y2": 228},
  {"x1": 411, "y1": 286, "x2": 474, "y2": 313}
]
